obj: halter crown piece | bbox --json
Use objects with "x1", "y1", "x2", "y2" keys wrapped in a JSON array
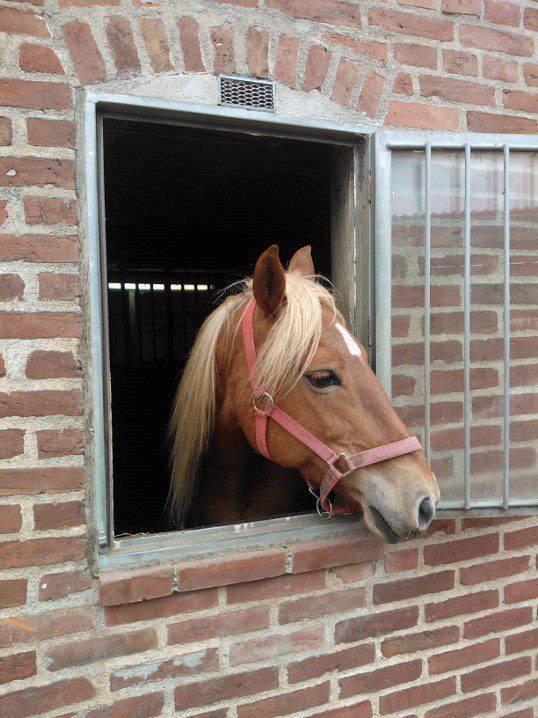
[{"x1": 242, "y1": 298, "x2": 422, "y2": 517}]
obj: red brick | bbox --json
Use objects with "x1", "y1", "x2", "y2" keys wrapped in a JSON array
[
  {"x1": 0, "y1": 158, "x2": 75, "y2": 188},
  {"x1": 431, "y1": 367, "x2": 498, "y2": 394},
  {"x1": 392, "y1": 372, "x2": 415, "y2": 395},
  {"x1": 238, "y1": 683, "x2": 330, "y2": 718},
  {"x1": 178, "y1": 17, "x2": 205, "y2": 72},
  {"x1": 357, "y1": 71, "x2": 384, "y2": 118},
  {"x1": 370, "y1": 8, "x2": 453, "y2": 41},
  {"x1": 505, "y1": 577, "x2": 538, "y2": 604},
  {"x1": 464, "y1": 606, "x2": 533, "y2": 639},
  {"x1": 0, "y1": 504, "x2": 22, "y2": 533},
  {"x1": 0, "y1": 467, "x2": 84, "y2": 496},
  {"x1": 39, "y1": 569, "x2": 91, "y2": 601},
  {"x1": 502, "y1": 677, "x2": 538, "y2": 706},
  {"x1": 291, "y1": 537, "x2": 384, "y2": 573},
  {"x1": 168, "y1": 605, "x2": 269, "y2": 645},
  {"x1": 107, "y1": 16, "x2": 140, "y2": 74},
  {"x1": 0, "y1": 119, "x2": 11, "y2": 146},
  {"x1": 471, "y1": 447, "x2": 535, "y2": 474},
  {"x1": 332, "y1": 58, "x2": 361, "y2": 106},
  {"x1": 443, "y1": 49, "x2": 478, "y2": 76},
  {"x1": 303, "y1": 44, "x2": 331, "y2": 92},
  {"x1": 100, "y1": 566, "x2": 174, "y2": 606},
  {"x1": 420, "y1": 74, "x2": 495, "y2": 105},
  {"x1": 246, "y1": 27, "x2": 269, "y2": 78},
  {"x1": 26, "y1": 118, "x2": 75, "y2": 148},
  {"x1": 462, "y1": 656, "x2": 531, "y2": 693},
  {"x1": 0, "y1": 536, "x2": 85, "y2": 569},
  {"x1": 62, "y1": 21, "x2": 106, "y2": 84},
  {"x1": 210, "y1": 24, "x2": 235, "y2": 75},
  {"x1": 0, "y1": 425, "x2": 24, "y2": 457},
  {"x1": 288, "y1": 643, "x2": 376, "y2": 683},
  {"x1": 178, "y1": 550, "x2": 285, "y2": 592},
  {"x1": 0, "y1": 607, "x2": 93, "y2": 648},
  {"x1": 38, "y1": 272, "x2": 80, "y2": 301},
  {"x1": 0, "y1": 312, "x2": 81, "y2": 338},
  {"x1": 110, "y1": 648, "x2": 219, "y2": 690},
  {"x1": 524, "y1": 62, "x2": 538, "y2": 87},
  {"x1": 511, "y1": 419, "x2": 538, "y2": 442},
  {"x1": 393, "y1": 73, "x2": 413, "y2": 95},
  {"x1": 316, "y1": 704, "x2": 372, "y2": 718},
  {"x1": 0, "y1": 234, "x2": 78, "y2": 262},
  {"x1": 333, "y1": 561, "x2": 376, "y2": 583},
  {"x1": 485, "y1": 0, "x2": 521, "y2": 26},
  {"x1": 340, "y1": 659, "x2": 422, "y2": 699},
  {"x1": 24, "y1": 196, "x2": 77, "y2": 225},
  {"x1": 380, "y1": 677, "x2": 456, "y2": 714},
  {"x1": 431, "y1": 424, "x2": 501, "y2": 451},
  {"x1": 0, "y1": 389, "x2": 81, "y2": 417},
  {"x1": 274, "y1": 35, "x2": 298, "y2": 87},
  {"x1": 105, "y1": 588, "x2": 217, "y2": 626},
  {"x1": 19, "y1": 43, "x2": 63, "y2": 74},
  {"x1": 46, "y1": 628, "x2": 157, "y2": 671},
  {"x1": 0, "y1": 79, "x2": 70, "y2": 110},
  {"x1": 425, "y1": 589, "x2": 498, "y2": 622},
  {"x1": 0, "y1": 280, "x2": 21, "y2": 306},
  {"x1": 483, "y1": 55, "x2": 518, "y2": 82},
  {"x1": 0, "y1": 7, "x2": 49, "y2": 37},
  {"x1": 0, "y1": 651, "x2": 35, "y2": 685},
  {"x1": 381, "y1": 626, "x2": 459, "y2": 658},
  {"x1": 524, "y1": 5, "x2": 538, "y2": 30},
  {"x1": 503, "y1": 89, "x2": 538, "y2": 113},
  {"x1": 322, "y1": 33, "x2": 387, "y2": 63},
  {"x1": 267, "y1": 0, "x2": 361, "y2": 28},
  {"x1": 33, "y1": 501, "x2": 84, "y2": 530},
  {"x1": 335, "y1": 605, "x2": 419, "y2": 643},
  {"x1": 279, "y1": 587, "x2": 366, "y2": 623},
  {"x1": 138, "y1": 18, "x2": 172, "y2": 73},
  {"x1": 506, "y1": 627, "x2": 538, "y2": 654},
  {"x1": 424, "y1": 533, "x2": 499, "y2": 566},
  {"x1": 393, "y1": 285, "x2": 461, "y2": 309},
  {"x1": 442, "y1": 0, "x2": 480, "y2": 14},
  {"x1": 460, "y1": 24, "x2": 534, "y2": 56},
  {"x1": 175, "y1": 668, "x2": 279, "y2": 711},
  {"x1": 467, "y1": 110, "x2": 537, "y2": 133},
  {"x1": 374, "y1": 570, "x2": 454, "y2": 604},
  {"x1": 82, "y1": 693, "x2": 164, "y2": 718},
  {"x1": 425, "y1": 693, "x2": 497, "y2": 718},
  {"x1": 0, "y1": 677, "x2": 95, "y2": 718},
  {"x1": 26, "y1": 350, "x2": 80, "y2": 378},
  {"x1": 460, "y1": 555, "x2": 529, "y2": 585},
  {"x1": 230, "y1": 626, "x2": 323, "y2": 666},
  {"x1": 384, "y1": 547, "x2": 418, "y2": 573},
  {"x1": 505, "y1": 525, "x2": 538, "y2": 550},
  {"x1": 0, "y1": 579, "x2": 27, "y2": 609},
  {"x1": 227, "y1": 570, "x2": 325, "y2": 604},
  {"x1": 461, "y1": 516, "x2": 526, "y2": 530},
  {"x1": 395, "y1": 43, "x2": 437, "y2": 69},
  {"x1": 37, "y1": 429, "x2": 83, "y2": 458},
  {"x1": 429, "y1": 637, "x2": 500, "y2": 674}
]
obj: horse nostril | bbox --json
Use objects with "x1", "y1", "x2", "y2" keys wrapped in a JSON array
[{"x1": 418, "y1": 497, "x2": 434, "y2": 529}]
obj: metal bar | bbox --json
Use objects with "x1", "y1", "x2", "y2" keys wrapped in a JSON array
[
  {"x1": 424, "y1": 144, "x2": 431, "y2": 463},
  {"x1": 373, "y1": 134, "x2": 392, "y2": 395},
  {"x1": 503, "y1": 145, "x2": 510, "y2": 509},
  {"x1": 380, "y1": 130, "x2": 538, "y2": 151},
  {"x1": 464, "y1": 144, "x2": 472, "y2": 509}
]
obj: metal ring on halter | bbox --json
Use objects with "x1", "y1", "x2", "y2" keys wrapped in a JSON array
[
  {"x1": 308, "y1": 485, "x2": 333, "y2": 518},
  {"x1": 253, "y1": 392, "x2": 274, "y2": 416}
]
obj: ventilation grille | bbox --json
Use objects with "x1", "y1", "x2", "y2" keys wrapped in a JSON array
[{"x1": 219, "y1": 75, "x2": 275, "y2": 112}]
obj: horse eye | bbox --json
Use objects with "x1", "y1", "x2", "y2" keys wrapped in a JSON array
[{"x1": 306, "y1": 371, "x2": 340, "y2": 389}]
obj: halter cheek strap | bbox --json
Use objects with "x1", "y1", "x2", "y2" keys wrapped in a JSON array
[{"x1": 242, "y1": 299, "x2": 421, "y2": 516}]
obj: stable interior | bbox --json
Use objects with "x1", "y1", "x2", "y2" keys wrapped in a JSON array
[{"x1": 102, "y1": 116, "x2": 355, "y2": 536}]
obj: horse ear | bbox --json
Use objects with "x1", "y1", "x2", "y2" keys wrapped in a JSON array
[
  {"x1": 288, "y1": 245, "x2": 315, "y2": 276},
  {"x1": 253, "y1": 245, "x2": 286, "y2": 318}
]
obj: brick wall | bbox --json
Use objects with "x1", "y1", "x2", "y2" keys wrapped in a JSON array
[{"x1": 0, "y1": 0, "x2": 536, "y2": 715}]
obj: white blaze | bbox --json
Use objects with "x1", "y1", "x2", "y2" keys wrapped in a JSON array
[{"x1": 336, "y1": 323, "x2": 361, "y2": 358}]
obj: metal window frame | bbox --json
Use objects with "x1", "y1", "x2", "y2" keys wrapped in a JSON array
[
  {"x1": 373, "y1": 130, "x2": 538, "y2": 511},
  {"x1": 83, "y1": 90, "x2": 374, "y2": 569}
]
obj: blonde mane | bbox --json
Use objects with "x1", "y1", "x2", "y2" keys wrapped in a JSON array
[{"x1": 169, "y1": 271, "x2": 337, "y2": 523}]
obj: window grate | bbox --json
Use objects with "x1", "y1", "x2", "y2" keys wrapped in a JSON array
[{"x1": 219, "y1": 75, "x2": 275, "y2": 112}]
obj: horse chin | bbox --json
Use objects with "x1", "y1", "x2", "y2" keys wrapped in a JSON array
[{"x1": 361, "y1": 503, "x2": 401, "y2": 544}]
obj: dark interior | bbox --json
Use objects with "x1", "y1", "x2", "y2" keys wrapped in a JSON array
[{"x1": 103, "y1": 117, "x2": 332, "y2": 536}]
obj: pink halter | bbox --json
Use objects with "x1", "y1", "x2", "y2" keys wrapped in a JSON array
[{"x1": 242, "y1": 299, "x2": 422, "y2": 516}]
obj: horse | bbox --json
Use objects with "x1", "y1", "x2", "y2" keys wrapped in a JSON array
[{"x1": 170, "y1": 245, "x2": 439, "y2": 542}]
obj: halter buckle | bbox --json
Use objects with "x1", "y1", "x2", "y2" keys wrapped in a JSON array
[{"x1": 253, "y1": 392, "x2": 274, "y2": 417}]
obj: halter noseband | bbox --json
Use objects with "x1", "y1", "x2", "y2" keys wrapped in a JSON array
[{"x1": 242, "y1": 298, "x2": 422, "y2": 516}]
